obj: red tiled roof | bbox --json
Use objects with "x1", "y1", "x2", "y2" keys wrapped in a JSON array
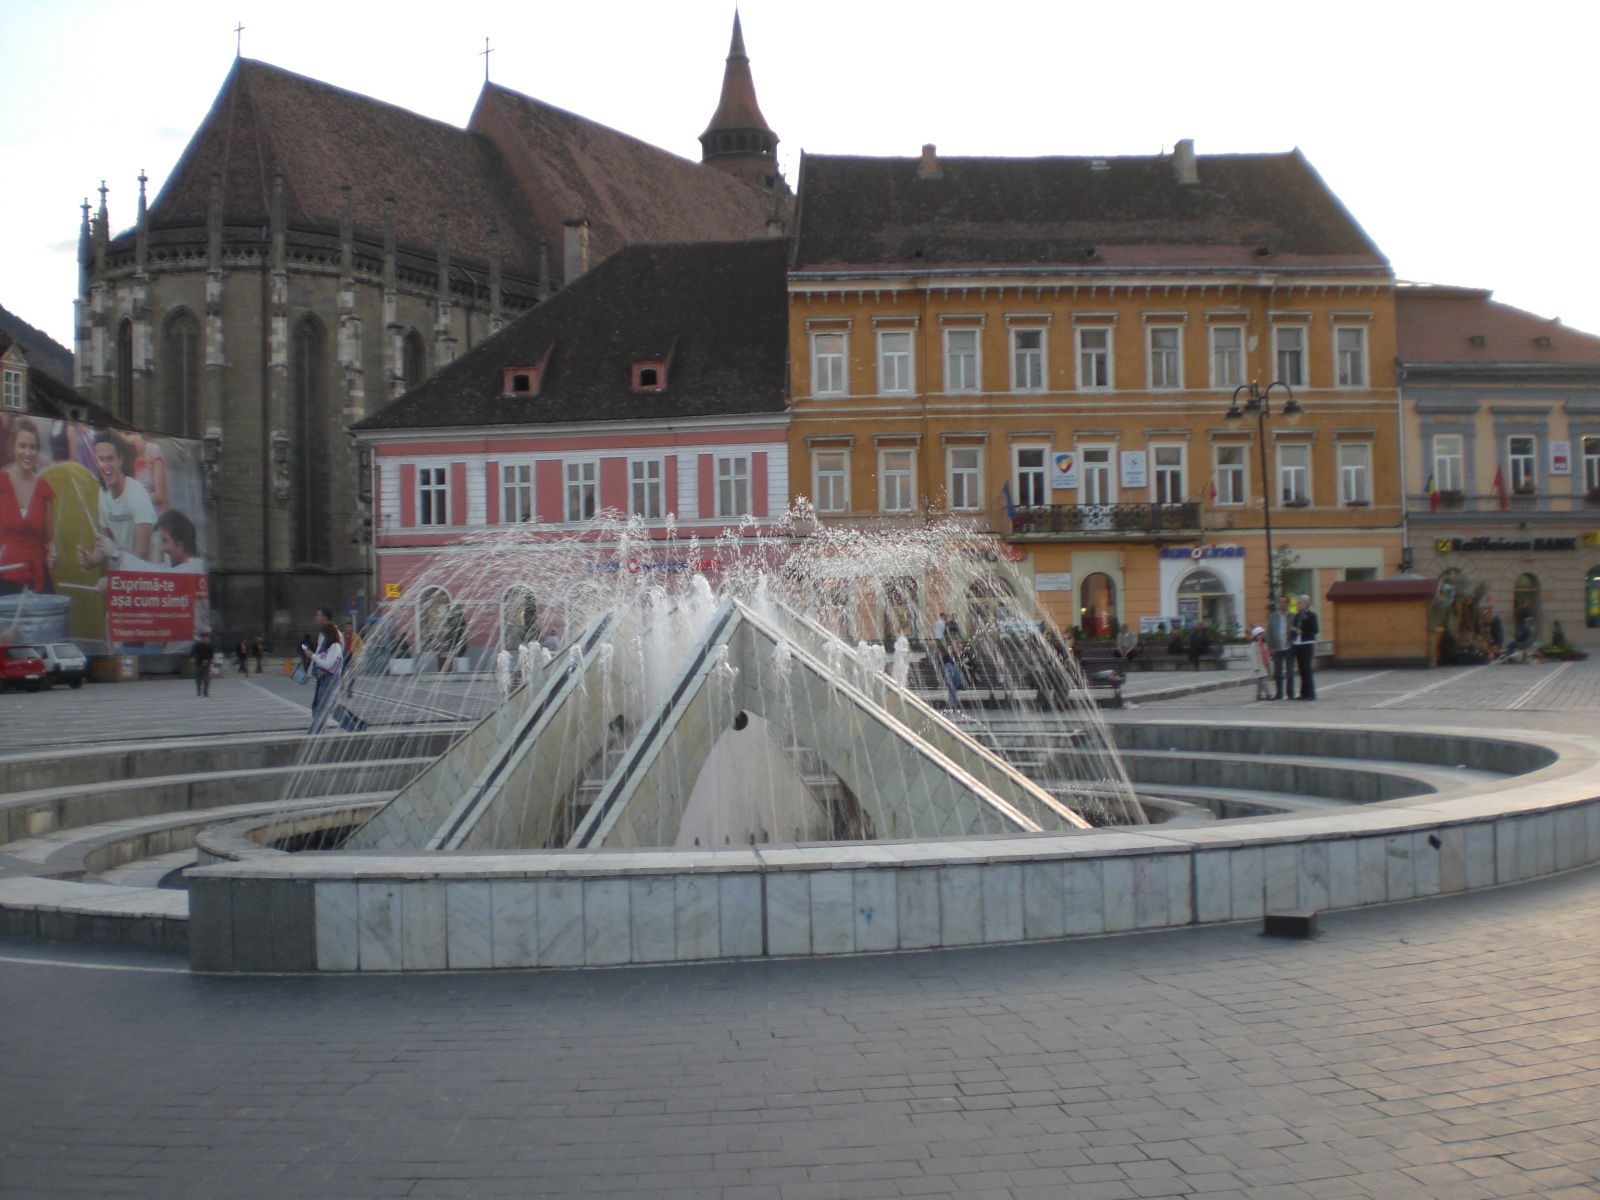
[
  {"x1": 469, "y1": 85, "x2": 778, "y2": 269},
  {"x1": 137, "y1": 59, "x2": 780, "y2": 284},
  {"x1": 148, "y1": 60, "x2": 545, "y2": 278},
  {"x1": 1396, "y1": 284, "x2": 1600, "y2": 366}
]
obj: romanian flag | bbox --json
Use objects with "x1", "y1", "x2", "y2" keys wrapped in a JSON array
[
  {"x1": 1425, "y1": 471, "x2": 1439, "y2": 512},
  {"x1": 1491, "y1": 466, "x2": 1510, "y2": 511}
]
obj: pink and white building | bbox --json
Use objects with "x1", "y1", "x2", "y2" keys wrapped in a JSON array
[{"x1": 352, "y1": 238, "x2": 791, "y2": 658}]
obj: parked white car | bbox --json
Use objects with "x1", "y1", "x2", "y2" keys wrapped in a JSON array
[{"x1": 40, "y1": 642, "x2": 88, "y2": 688}]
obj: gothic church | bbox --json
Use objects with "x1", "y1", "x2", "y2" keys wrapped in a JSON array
[{"x1": 75, "y1": 16, "x2": 783, "y2": 636}]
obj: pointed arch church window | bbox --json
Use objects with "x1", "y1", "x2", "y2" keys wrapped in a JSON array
[
  {"x1": 291, "y1": 315, "x2": 331, "y2": 566},
  {"x1": 116, "y1": 319, "x2": 134, "y2": 421},
  {"x1": 163, "y1": 311, "x2": 201, "y2": 436}
]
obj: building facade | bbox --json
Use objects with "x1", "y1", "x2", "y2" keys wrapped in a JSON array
[
  {"x1": 1399, "y1": 284, "x2": 1600, "y2": 638},
  {"x1": 788, "y1": 143, "x2": 1404, "y2": 644},
  {"x1": 76, "y1": 24, "x2": 783, "y2": 639},
  {"x1": 352, "y1": 238, "x2": 792, "y2": 658}
]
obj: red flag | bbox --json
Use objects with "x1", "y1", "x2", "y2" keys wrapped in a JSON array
[{"x1": 1491, "y1": 466, "x2": 1509, "y2": 511}]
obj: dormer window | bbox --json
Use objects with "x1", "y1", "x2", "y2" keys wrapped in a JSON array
[
  {"x1": 1, "y1": 367, "x2": 22, "y2": 410},
  {"x1": 632, "y1": 361, "x2": 667, "y2": 392},
  {"x1": 502, "y1": 366, "x2": 542, "y2": 396}
]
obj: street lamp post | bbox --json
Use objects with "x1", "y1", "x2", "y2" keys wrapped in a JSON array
[{"x1": 1226, "y1": 380, "x2": 1301, "y2": 610}]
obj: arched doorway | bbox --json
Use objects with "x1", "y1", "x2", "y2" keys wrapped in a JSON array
[
  {"x1": 1512, "y1": 572, "x2": 1540, "y2": 633},
  {"x1": 1176, "y1": 568, "x2": 1234, "y2": 631},
  {"x1": 965, "y1": 575, "x2": 1023, "y2": 634},
  {"x1": 1078, "y1": 572, "x2": 1115, "y2": 637},
  {"x1": 502, "y1": 587, "x2": 539, "y2": 650}
]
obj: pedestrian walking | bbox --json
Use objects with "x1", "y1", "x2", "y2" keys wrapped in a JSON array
[
  {"x1": 301, "y1": 608, "x2": 344, "y2": 733},
  {"x1": 189, "y1": 631, "x2": 215, "y2": 697},
  {"x1": 250, "y1": 636, "x2": 264, "y2": 674}
]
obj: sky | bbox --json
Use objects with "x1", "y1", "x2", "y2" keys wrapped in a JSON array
[{"x1": 3, "y1": 0, "x2": 1597, "y2": 353}]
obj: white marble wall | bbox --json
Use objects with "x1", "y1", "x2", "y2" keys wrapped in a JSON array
[{"x1": 276, "y1": 789, "x2": 1600, "y2": 972}]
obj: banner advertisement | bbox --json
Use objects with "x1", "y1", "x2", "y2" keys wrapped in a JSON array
[{"x1": 0, "y1": 412, "x2": 209, "y2": 654}]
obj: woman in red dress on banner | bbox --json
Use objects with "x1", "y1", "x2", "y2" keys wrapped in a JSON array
[{"x1": 0, "y1": 417, "x2": 58, "y2": 595}]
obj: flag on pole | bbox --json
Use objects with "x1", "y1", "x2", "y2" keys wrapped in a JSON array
[
  {"x1": 1491, "y1": 466, "x2": 1510, "y2": 511},
  {"x1": 1000, "y1": 481, "x2": 1015, "y2": 517},
  {"x1": 1425, "y1": 471, "x2": 1439, "y2": 512}
]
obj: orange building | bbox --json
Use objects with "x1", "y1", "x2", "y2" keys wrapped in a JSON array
[{"x1": 788, "y1": 142, "x2": 1403, "y2": 644}]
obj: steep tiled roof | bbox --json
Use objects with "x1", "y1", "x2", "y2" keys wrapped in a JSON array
[
  {"x1": 145, "y1": 60, "x2": 546, "y2": 278},
  {"x1": 469, "y1": 85, "x2": 779, "y2": 269},
  {"x1": 1396, "y1": 284, "x2": 1600, "y2": 366},
  {"x1": 0, "y1": 332, "x2": 117, "y2": 424},
  {"x1": 353, "y1": 239, "x2": 789, "y2": 432},
  {"x1": 792, "y1": 149, "x2": 1386, "y2": 272},
  {"x1": 133, "y1": 59, "x2": 781, "y2": 285},
  {"x1": 0, "y1": 304, "x2": 74, "y2": 387}
]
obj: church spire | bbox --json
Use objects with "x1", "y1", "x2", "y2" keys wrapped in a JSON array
[{"x1": 698, "y1": 12, "x2": 780, "y2": 191}]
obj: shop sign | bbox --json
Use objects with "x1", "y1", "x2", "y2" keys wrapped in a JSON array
[
  {"x1": 1034, "y1": 572, "x2": 1072, "y2": 591},
  {"x1": 1436, "y1": 536, "x2": 1578, "y2": 553},
  {"x1": 1159, "y1": 545, "x2": 1245, "y2": 559}
]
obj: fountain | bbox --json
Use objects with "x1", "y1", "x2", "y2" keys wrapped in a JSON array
[{"x1": 282, "y1": 510, "x2": 1141, "y2": 857}]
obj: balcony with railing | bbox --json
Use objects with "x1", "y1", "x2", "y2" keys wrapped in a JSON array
[{"x1": 1007, "y1": 501, "x2": 1202, "y2": 542}]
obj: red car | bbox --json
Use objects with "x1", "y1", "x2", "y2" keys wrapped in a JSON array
[{"x1": 0, "y1": 645, "x2": 48, "y2": 691}]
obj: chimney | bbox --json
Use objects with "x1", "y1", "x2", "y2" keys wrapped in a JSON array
[
  {"x1": 917, "y1": 143, "x2": 941, "y2": 180},
  {"x1": 1172, "y1": 139, "x2": 1199, "y2": 186},
  {"x1": 563, "y1": 216, "x2": 590, "y2": 284}
]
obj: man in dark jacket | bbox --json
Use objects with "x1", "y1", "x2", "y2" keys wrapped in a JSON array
[
  {"x1": 1293, "y1": 594, "x2": 1319, "y2": 700},
  {"x1": 190, "y1": 632, "x2": 215, "y2": 698}
]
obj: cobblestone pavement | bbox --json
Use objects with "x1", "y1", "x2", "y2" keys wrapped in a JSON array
[
  {"x1": 2, "y1": 866, "x2": 1598, "y2": 1200},
  {"x1": 3, "y1": 650, "x2": 1599, "y2": 1198},
  {"x1": 4, "y1": 644, "x2": 1600, "y2": 754}
]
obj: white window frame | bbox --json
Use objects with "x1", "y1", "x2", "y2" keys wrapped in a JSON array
[
  {"x1": 1433, "y1": 433, "x2": 1464, "y2": 492},
  {"x1": 1013, "y1": 445, "x2": 1049, "y2": 508},
  {"x1": 878, "y1": 448, "x2": 916, "y2": 513},
  {"x1": 1583, "y1": 436, "x2": 1600, "y2": 494},
  {"x1": 877, "y1": 329, "x2": 914, "y2": 394},
  {"x1": 1507, "y1": 435, "x2": 1537, "y2": 496},
  {"x1": 810, "y1": 330, "x2": 847, "y2": 397},
  {"x1": 811, "y1": 449, "x2": 849, "y2": 514},
  {"x1": 1210, "y1": 326, "x2": 1245, "y2": 389},
  {"x1": 1151, "y1": 444, "x2": 1185, "y2": 505},
  {"x1": 1272, "y1": 325, "x2": 1306, "y2": 387},
  {"x1": 1337, "y1": 442, "x2": 1372, "y2": 505},
  {"x1": 1335, "y1": 326, "x2": 1368, "y2": 388},
  {"x1": 716, "y1": 454, "x2": 750, "y2": 518},
  {"x1": 564, "y1": 459, "x2": 597, "y2": 523},
  {"x1": 501, "y1": 462, "x2": 534, "y2": 523},
  {"x1": 1147, "y1": 327, "x2": 1182, "y2": 389},
  {"x1": 417, "y1": 465, "x2": 449, "y2": 527},
  {"x1": 944, "y1": 328, "x2": 980, "y2": 393},
  {"x1": 946, "y1": 446, "x2": 982, "y2": 512},
  {"x1": 1079, "y1": 444, "x2": 1116, "y2": 506},
  {"x1": 1010, "y1": 328, "x2": 1046, "y2": 391},
  {"x1": 1214, "y1": 445, "x2": 1247, "y2": 506},
  {"x1": 629, "y1": 457, "x2": 664, "y2": 520},
  {"x1": 1076, "y1": 327, "x2": 1112, "y2": 390},
  {"x1": 1277, "y1": 442, "x2": 1311, "y2": 506},
  {"x1": 1, "y1": 368, "x2": 21, "y2": 410}
]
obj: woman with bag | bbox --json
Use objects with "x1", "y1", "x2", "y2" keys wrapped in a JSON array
[{"x1": 301, "y1": 607, "x2": 344, "y2": 733}]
